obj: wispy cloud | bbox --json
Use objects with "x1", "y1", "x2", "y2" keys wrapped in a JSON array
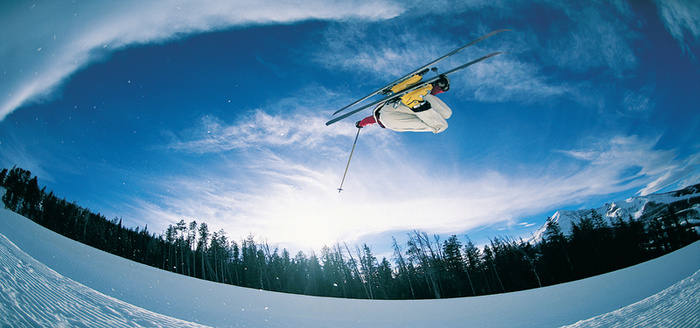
[
  {"x1": 310, "y1": 1, "x2": 642, "y2": 108},
  {"x1": 559, "y1": 135, "x2": 700, "y2": 195},
  {"x1": 133, "y1": 125, "x2": 699, "y2": 251},
  {"x1": 0, "y1": 136, "x2": 51, "y2": 182},
  {"x1": 0, "y1": 0, "x2": 404, "y2": 120},
  {"x1": 455, "y1": 57, "x2": 576, "y2": 103},
  {"x1": 540, "y1": 1, "x2": 638, "y2": 77},
  {"x1": 619, "y1": 86, "x2": 656, "y2": 117},
  {"x1": 162, "y1": 87, "x2": 388, "y2": 155},
  {"x1": 310, "y1": 20, "x2": 456, "y2": 78},
  {"x1": 165, "y1": 111, "x2": 348, "y2": 154},
  {"x1": 653, "y1": 0, "x2": 700, "y2": 57},
  {"x1": 311, "y1": 24, "x2": 565, "y2": 106},
  {"x1": 676, "y1": 149, "x2": 700, "y2": 189}
]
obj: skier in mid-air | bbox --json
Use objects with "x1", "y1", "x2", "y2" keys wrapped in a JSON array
[
  {"x1": 354, "y1": 75, "x2": 452, "y2": 133},
  {"x1": 326, "y1": 29, "x2": 509, "y2": 129},
  {"x1": 328, "y1": 29, "x2": 508, "y2": 191}
]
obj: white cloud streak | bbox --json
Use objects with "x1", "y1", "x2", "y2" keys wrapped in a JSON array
[
  {"x1": 309, "y1": 1, "x2": 642, "y2": 108},
  {"x1": 560, "y1": 135, "x2": 700, "y2": 195},
  {"x1": 162, "y1": 84, "x2": 393, "y2": 156},
  {"x1": 0, "y1": 0, "x2": 404, "y2": 120},
  {"x1": 135, "y1": 138, "x2": 694, "y2": 251},
  {"x1": 0, "y1": 0, "x2": 646, "y2": 119},
  {"x1": 166, "y1": 110, "x2": 356, "y2": 154},
  {"x1": 139, "y1": 101, "x2": 700, "y2": 251},
  {"x1": 455, "y1": 57, "x2": 576, "y2": 103},
  {"x1": 541, "y1": 1, "x2": 638, "y2": 77},
  {"x1": 653, "y1": 0, "x2": 700, "y2": 56}
]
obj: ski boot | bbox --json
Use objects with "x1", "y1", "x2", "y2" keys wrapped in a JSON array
[
  {"x1": 384, "y1": 67, "x2": 431, "y2": 94},
  {"x1": 389, "y1": 74, "x2": 423, "y2": 94},
  {"x1": 406, "y1": 75, "x2": 451, "y2": 113},
  {"x1": 386, "y1": 71, "x2": 449, "y2": 109},
  {"x1": 399, "y1": 84, "x2": 434, "y2": 108}
]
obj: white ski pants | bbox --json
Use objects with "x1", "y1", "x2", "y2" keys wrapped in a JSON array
[{"x1": 376, "y1": 94, "x2": 452, "y2": 134}]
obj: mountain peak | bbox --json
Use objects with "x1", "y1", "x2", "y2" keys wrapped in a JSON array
[{"x1": 531, "y1": 183, "x2": 700, "y2": 243}]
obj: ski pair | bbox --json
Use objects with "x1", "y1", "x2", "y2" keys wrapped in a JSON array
[{"x1": 326, "y1": 29, "x2": 510, "y2": 126}]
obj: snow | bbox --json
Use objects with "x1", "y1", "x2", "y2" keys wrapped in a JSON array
[
  {"x1": 1, "y1": 208, "x2": 699, "y2": 327},
  {"x1": 563, "y1": 270, "x2": 700, "y2": 327},
  {"x1": 0, "y1": 233, "x2": 205, "y2": 328}
]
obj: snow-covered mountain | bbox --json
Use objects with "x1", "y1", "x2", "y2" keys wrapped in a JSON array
[{"x1": 531, "y1": 184, "x2": 700, "y2": 243}]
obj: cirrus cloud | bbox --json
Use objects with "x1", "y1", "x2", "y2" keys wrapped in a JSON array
[{"x1": 0, "y1": 0, "x2": 404, "y2": 121}]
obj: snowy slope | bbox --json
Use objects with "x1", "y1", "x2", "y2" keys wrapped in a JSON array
[
  {"x1": 0, "y1": 233, "x2": 206, "y2": 327},
  {"x1": 1, "y1": 208, "x2": 699, "y2": 327},
  {"x1": 563, "y1": 269, "x2": 700, "y2": 327},
  {"x1": 531, "y1": 184, "x2": 700, "y2": 242}
]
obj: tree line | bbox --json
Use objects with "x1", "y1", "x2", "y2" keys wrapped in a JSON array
[{"x1": 1, "y1": 166, "x2": 699, "y2": 299}]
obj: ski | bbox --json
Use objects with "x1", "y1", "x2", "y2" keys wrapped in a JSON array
[
  {"x1": 331, "y1": 29, "x2": 510, "y2": 117},
  {"x1": 325, "y1": 52, "x2": 504, "y2": 126}
]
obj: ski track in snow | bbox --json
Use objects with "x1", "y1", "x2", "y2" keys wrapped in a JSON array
[
  {"x1": 0, "y1": 233, "x2": 207, "y2": 328},
  {"x1": 0, "y1": 207, "x2": 699, "y2": 327},
  {"x1": 564, "y1": 270, "x2": 700, "y2": 328}
]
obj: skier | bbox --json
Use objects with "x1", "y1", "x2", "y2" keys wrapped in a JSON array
[{"x1": 354, "y1": 74, "x2": 452, "y2": 134}]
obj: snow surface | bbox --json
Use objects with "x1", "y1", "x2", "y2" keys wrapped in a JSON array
[
  {"x1": 563, "y1": 270, "x2": 700, "y2": 328},
  {"x1": 1, "y1": 208, "x2": 699, "y2": 327},
  {"x1": 0, "y1": 233, "x2": 206, "y2": 327}
]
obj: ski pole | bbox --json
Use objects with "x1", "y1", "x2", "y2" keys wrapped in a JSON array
[{"x1": 337, "y1": 126, "x2": 361, "y2": 192}]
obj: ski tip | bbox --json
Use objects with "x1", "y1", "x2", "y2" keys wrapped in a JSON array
[
  {"x1": 488, "y1": 29, "x2": 512, "y2": 35},
  {"x1": 487, "y1": 51, "x2": 506, "y2": 58}
]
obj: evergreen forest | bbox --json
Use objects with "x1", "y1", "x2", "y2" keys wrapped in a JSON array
[{"x1": 2, "y1": 166, "x2": 699, "y2": 299}]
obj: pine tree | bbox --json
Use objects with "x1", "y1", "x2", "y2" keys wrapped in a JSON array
[
  {"x1": 570, "y1": 212, "x2": 599, "y2": 277},
  {"x1": 290, "y1": 251, "x2": 309, "y2": 294},
  {"x1": 406, "y1": 231, "x2": 443, "y2": 299},
  {"x1": 242, "y1": 234, "x2": 259, "y2": 288},
  {"x1": 321, "y1": 245, "x2": 348, "y2": 298},
  {"x1": 188, "y1": 221, "x2": 198, "y2": 277},
  {"x1": 359, "y1": 244, "x2": 378, "y2": 299},
  {"x1": 231, "y1": 239, "x2": 241, "y2": 286},
  {"x1": 0, "y1": 168, "x2": 7, "y2": 185},
  {"x1": 391, "y1": 237, "x2": 416, "y2": 299},
  {"x1": 483, "y1": 244, "x2": 505, "y2": 293},
  {"x1": 343, "y1": 243, "x2": 369, "y2": 299},
  {"x1": 376, "y1": 258, "x2": 392, "y2": 299},
  {"x1": 23, "y1": 176, "x2": 42, "y2": 220},
  {"x1": 542, "y1": 219, "x2": 574, "y2": 283},
  {"x1": 165, "y1": 225, "x2": 176, "y2": 272},
  {"x1": 305, "y1": 253, "x2": 323, "y2": 296},
  {"x1": 176, "y1": 220, "x2": 186, "y2": 275},
  {"x1": 443, "y1": 235, "x2": 466, "y2": 297},
  {"x1": 462, "y1": 239, "x2": 481, "y2": 295},
  {"x1": 198, "y1": 223, "x2": 209, "y2": 280}
]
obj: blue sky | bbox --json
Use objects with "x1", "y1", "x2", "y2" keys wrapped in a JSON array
[{"x1": 1, "y1": 0, "x2": 699, "y2": 255}]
